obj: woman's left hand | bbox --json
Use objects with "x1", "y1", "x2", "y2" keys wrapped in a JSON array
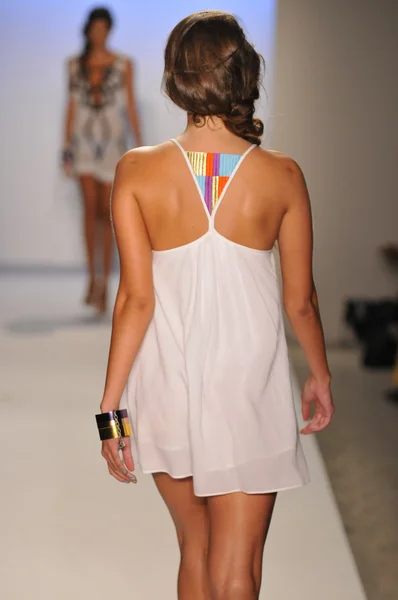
[
  {"x1": 300, "y1": 375, "x2": 334, "y2": 435},
  {"x1": 101, "y1": 436, "x2": 137, "y2": 484}
]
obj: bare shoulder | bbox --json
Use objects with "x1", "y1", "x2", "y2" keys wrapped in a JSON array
[
  {"x1": 66, "y1": 55, "x2": 80, "y2": 76},
  {"x1": 67, "y1": 55, "x2": 79, "y2": 68},
  {"x1": 122, "y1": 55, "x2": 133, "y2": 68},
  {"x1": 118, "y1": 142, "x2": 172, "y2": 166},
  {"x1": 254, "y1": 147, "x2": 308, "y2": 205},
  {"x1": 115, "y1": 143, "x2": 173, "y2": 182},
  {"x1": 255, "y1": 147, "x2": 304, "y2": 181}
]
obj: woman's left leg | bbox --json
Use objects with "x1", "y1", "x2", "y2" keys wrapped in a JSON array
[{"x1": 207, "y1": 492, "x2": 277, "y2": 600}]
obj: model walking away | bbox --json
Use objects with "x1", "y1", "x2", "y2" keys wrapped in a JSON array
[
  {"x1": 95, "y1": 10, "x2": 334, "y2": 600},
  {"x1": 62, "y1": 7, "x2": 143, "y2": 314}
]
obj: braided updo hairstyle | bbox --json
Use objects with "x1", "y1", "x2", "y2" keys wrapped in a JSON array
[{"x1": 163, "y1": 10, "x2": 264, "y2": 145}]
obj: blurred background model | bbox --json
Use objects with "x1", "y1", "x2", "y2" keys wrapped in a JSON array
[{"x1": 62, "y1": 6, "x2": 143, "y2": 313}]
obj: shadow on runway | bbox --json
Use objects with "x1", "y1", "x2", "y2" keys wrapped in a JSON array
[{"x1": 2, "y1": 313, "x2": 111, "y2": 335}]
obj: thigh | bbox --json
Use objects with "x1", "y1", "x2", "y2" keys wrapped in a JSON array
[
  {"x1": 153, "y1": 473, "x2": 209, "y2": 550},
  {"x1": 208, "y1": 492, "x2": 276, "y2": 580},
  {"x1": 79, "y1": 175, "x2": 99, "y2": 215}
]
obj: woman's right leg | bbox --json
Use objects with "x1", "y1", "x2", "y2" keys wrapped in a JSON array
[
  {"x1": 79, "y1": 175, "x2": 99, "y2": 303},
  {"x1": 153, "y1": 473, "x2": 211, "y2": 600}
]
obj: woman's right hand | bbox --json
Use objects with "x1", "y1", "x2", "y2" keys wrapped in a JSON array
[
  {"x1": 101, "y1": 436, "x2": 137, "y2": 484},
  {"x1": 63, "y1": 161, "x2": 73, "y2": 178},
  {"x1": 62, "y1": 145, "x2": 74, "y2": 178},
  {"x1": 300, "y1": 375, "x2": 334, "y2": 435}
]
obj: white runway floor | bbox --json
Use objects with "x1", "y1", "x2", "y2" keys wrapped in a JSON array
[{"x1": 0, "y1": 274, "x2": 367, "y2": 599}]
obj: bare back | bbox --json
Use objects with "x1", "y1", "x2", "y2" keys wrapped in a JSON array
[{"x1": 126, "y1": 140, "x2": 292, "y2": 254}]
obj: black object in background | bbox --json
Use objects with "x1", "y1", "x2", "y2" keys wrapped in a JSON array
[{"x1": 345, "y1": 299, "x2": 398, "y2": 368}]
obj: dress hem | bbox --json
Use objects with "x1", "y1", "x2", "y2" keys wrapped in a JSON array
[{"x1": 141, "y1": 467, "x2": 310, "y2": 497}]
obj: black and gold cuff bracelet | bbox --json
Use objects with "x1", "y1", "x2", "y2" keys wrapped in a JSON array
[
  {"x1": 62, "y1": 148, "x2": 74, "y2": 164},
  {"x1": 95, "y1": 409, "x2": 132, "y2": 441}
]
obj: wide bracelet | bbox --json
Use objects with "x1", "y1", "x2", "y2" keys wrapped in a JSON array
[
  {"x1": 95, "y1": 409, "x2": 132, "y2": 441},
  {"x1": 62, "y1": 148, "x2": 74, "y2": 164}
]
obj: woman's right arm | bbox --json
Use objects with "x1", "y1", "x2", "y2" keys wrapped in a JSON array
[
  {"x1": 63, "y1": 60, "x2": 76, "y2": 174},
  {"x1": 100, "y1": 152, "x2": 155, "y2": 482},
  {"x1": 278, "y1": 158, "x2": 334, "y2": 434},
  {"x1": 64, "y1": 97, "x2": 75, "y2": 148}
]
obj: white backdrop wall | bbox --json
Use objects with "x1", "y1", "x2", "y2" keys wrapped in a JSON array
[
  {"x1": 273, "y1": 0, "x2": 398, "y2": 342},
  {"x1": 0, "y1": 0, "x2": 276, "y2": 267}
]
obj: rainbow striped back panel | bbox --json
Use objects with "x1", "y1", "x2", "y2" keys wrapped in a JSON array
[{"x1": 186, "y1": 151, "x2": 241, "y2": 215}]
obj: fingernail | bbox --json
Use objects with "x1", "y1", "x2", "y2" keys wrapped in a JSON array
[
  {"x1": 122, "y1": 469, "x2": 127, "y2": 474},
  {"x1": 130, "y1": 476, "x2": 137, "y2": 483},
  {"x1": 123, "y1": 481, "x2": 130, "y2": 484}
]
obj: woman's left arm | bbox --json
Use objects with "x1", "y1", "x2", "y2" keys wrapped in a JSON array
[
  {"x1": 125, "y1": 59, "x2": 143, "y2": 146},
  {"x1": 101, "y1": 152, "x2": 154, "y2": 415}
]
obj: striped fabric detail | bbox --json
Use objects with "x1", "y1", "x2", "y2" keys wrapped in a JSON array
[{"x1": 186, "y1": 151, "x2": 241, "y2": 214}]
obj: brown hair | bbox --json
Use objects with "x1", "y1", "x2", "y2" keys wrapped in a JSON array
[
  {"x1": 80, "y1": 7, "x2": 113, "y2": 71},
  {"x1": 163, "y1": 10, "x2": 264, "y2": 145}
]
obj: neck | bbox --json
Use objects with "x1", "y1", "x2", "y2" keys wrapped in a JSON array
[
  {"x1": 179, "y1": 114, "x2": 250, "y2": 154},
  {"x1": 183, "y1": 115, "x2": 245, "y2": 151},
  {"x1": 90, "y1": 44, "x2": 107, "y2": 54},
  {"x1": 186, "y1": 114, "x2": 226, "y2": 131},
  {"x1": 184, "y1": 115, "x2": 232, "y2": 144}
]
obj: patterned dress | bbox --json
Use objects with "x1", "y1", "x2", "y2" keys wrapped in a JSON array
[{"x1": 68, "y1": 54, "x2": 129, "y2": 182}]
